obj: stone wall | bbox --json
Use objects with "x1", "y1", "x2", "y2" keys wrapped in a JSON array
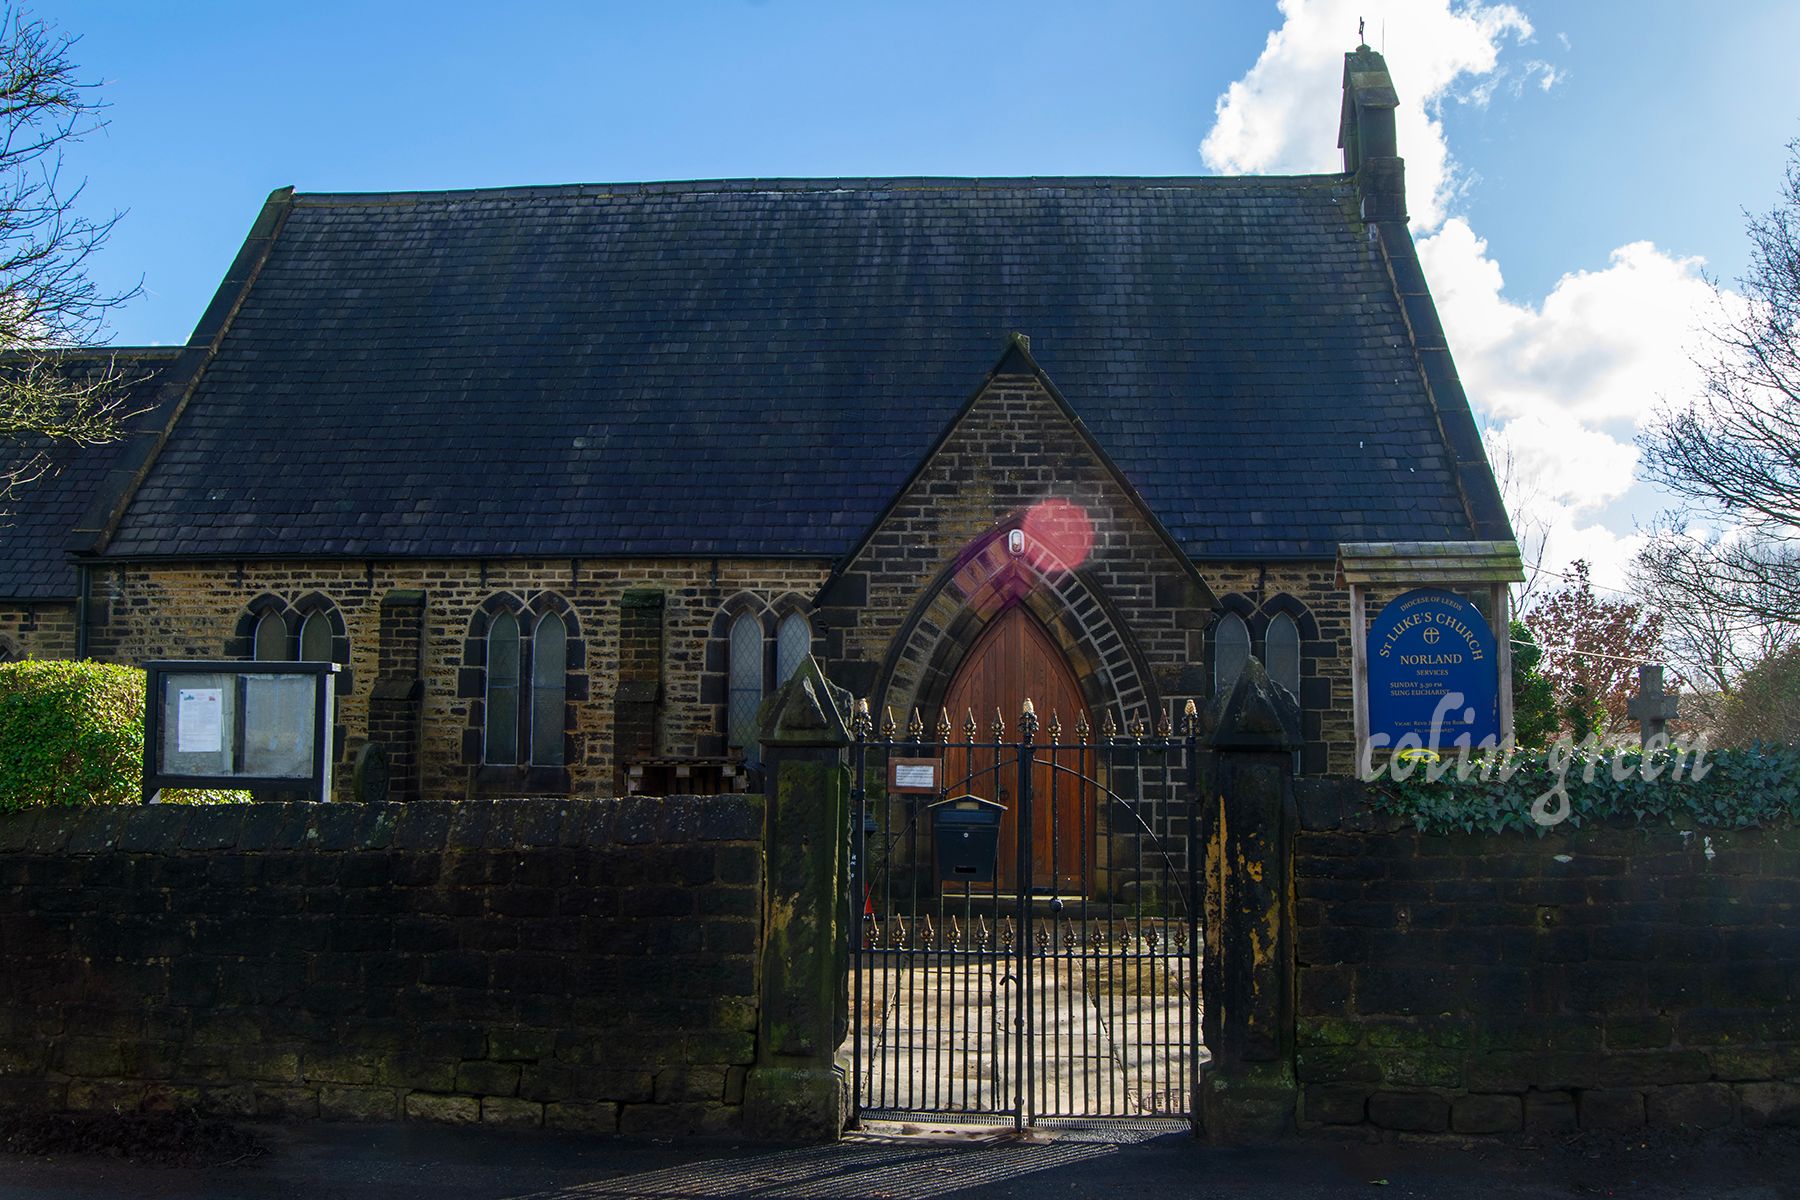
[
  {"x1": 83, "y1": 558, "x2": 830, "y2": 799},
  {"x1": 0, "y1": 601, "x2": 77, "y2": 662},
  {"x1": 822, "y1": 370, "x2": 1212, "y2": 731},
  {"x1": 0, "y1": 797, "x2": 764, "y2": 1135},
  {"x1": 1294, "y1": 780, "x2": 1800, "y2": 1134}
]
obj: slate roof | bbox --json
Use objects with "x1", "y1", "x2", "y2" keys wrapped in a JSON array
[
  {"x1": 1, "y1": 349, "x2": 180, "y2": 599},
  {"x1": 99, "y1": 177, "x2": 1495, "y2": 562}
]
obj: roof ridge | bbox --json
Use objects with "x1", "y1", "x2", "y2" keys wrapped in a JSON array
[
  {"x1": 288, "y1": 173, "x2": 1356, "y2": 206},
  {"x1": 0, "y1": 345, "x2": 183, "y2": 361}
]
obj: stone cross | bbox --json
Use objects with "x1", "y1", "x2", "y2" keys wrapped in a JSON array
[{"x1": 1627, "y1": 664, "x2": 1680, "y2": 748}]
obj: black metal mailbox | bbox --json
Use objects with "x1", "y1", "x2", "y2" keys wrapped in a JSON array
[{"x1": 930, "y1": 794, "x2": 1005, "y2": 884}]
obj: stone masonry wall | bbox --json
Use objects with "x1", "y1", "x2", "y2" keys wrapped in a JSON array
[
  {"x1": 0, "y1": 797, "x2": 763, "y2": 1135},
  {"x1": 0, "y1": 601, "x2": 77, "y2": 662},
  {"x1": 1294, "y1": 780, "x2": 1800, "y2": 1134},
  {"x1": 814, "y1": 372, "x2": 1364, "y2": 774},
  {"x1": 823, "y1": 372, "x2": 1211, "y2": 730},
  {"x1": 84, "y1": 559, "x2": 830, "y2": 800},
  {"x1": 1198, "y1": 564, "x2": 1355, "y2": 776}
]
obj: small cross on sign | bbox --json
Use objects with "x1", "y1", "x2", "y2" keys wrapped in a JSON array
[{"x1": 1627, "y1": 664, "x2": 1680, "y2": 748}]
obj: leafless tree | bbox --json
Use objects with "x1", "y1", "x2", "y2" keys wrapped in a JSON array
[
  {"x1": 0, "y1": 6, "x2": 137, "y2": 501},
  {"x1": 1638, "y1": 138, "x2": 1800, "y2": 673},
  {"x1": 1633, "y1": 522, "x2": 1799, "y2": 692},
  {"x1": 1481, "y1": 422, "x2": 1552, "y2": 612}
]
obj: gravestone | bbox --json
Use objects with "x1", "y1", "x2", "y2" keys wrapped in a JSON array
[{"x1": 1627, "y1": 664, "x2": 1680, "y2": 748}]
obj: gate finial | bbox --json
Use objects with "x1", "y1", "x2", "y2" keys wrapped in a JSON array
[
  {"x1": 853, "y1": 698, "x2": 873, "y2": 737},
  {"x1": 1157, "y1": 709, "x2": 1173, "y2": 739},
  {"x1": 1182, "y1": 697, "x2": 1199, "y2": 737},
  {"x1": 1131, "y1": 714, "x2": 1148, "y2": 742},
  {"x1": 907, "y1": 708, "x2": 924, "y2": 740},
  {"x1": 1020, "y1": 697, "x2": 1038, "y2": 741},
  {"x1": 991, "y1": 707, "x2": 1007, "y2": 741},
  {"x1": 964, "y1": 708, "x2": 979, "y2": 742},
  {"x1": 1102, "y1": 712, "x2": 1117, "y2": 740},
  {"x1": 936, "y1": 709, "x2": 952, "y2": 742},
  {"x1": 881, "y1": 706, "x2": 897, "y2": 738},
  {"x1": 1075, "y1": 711, "x2": 1090, "y2": 744},
  {"x1": 1048, "y1": 710, "x2": 1062, "y2": 742}
]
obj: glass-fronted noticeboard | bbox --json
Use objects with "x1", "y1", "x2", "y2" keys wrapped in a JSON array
[{"x1": 142, "y1": 660, "x2": 339, "y2": 802}]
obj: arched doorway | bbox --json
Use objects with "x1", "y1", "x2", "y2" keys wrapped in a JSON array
[{"x1": 943, "y1": 603, "x2": 1089, "y2": 893}]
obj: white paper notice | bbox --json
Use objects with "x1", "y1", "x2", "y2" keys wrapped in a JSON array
[
  {"x1": 177, "y1": 688, "x2": 224, "y2": 753},
  {"x1": 893, "y1": 763, "x2": 936, "y2": 789}
]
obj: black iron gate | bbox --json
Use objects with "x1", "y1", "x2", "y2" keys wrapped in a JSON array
[{"x1": 846, "y1": 699, "x2": 1203, "y2": 1129}]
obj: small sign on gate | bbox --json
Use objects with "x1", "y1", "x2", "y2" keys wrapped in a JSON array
[{"x1": 889, "y1": 757, "x2": 938, "y2": 794}]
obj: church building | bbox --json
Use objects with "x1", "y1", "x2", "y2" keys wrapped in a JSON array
[{"x1": 1, "y1": 47, "x2": 1511, "y2": 803}]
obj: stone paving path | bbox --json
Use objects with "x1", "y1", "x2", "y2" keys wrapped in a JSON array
[{"x1": 850, "y1": 941, "x2": 1200, "y2": 1120}]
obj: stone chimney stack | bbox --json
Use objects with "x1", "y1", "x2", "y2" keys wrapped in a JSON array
[{"x1": 1338, "y1": 44, "x2": 1406, "y2": 223}]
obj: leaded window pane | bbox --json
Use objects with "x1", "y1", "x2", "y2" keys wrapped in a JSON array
[
  {"x1": 531, "y1": 612, "x2": 567, "y2": 767},
  {"x1": 776, "y1": 611, "x2": 810, "y2": 685},
  {"x1": 728, "y1": 612, "x2": 764, "y2": 750},
  {"x1": 253, "y1": 611, "x2": 288, "y2": 661},
  {"x1": 1267, "y1": 612, "x2": 1301, "y2": 699},
  {"x1": 487, "y1": 612, "x2": 520, "y2": 765},
  {"x1": 1214, "y1": 612, "x2": 1249, "y2": 694},
  {"x1": 299, "y1": 611, "x2": 333, "y2": 662}
]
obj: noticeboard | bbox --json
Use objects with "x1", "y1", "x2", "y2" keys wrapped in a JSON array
[
  {"x1": 143, "y1": 660, "x2": 339, "y2": 802},
  {"x1": 1365, "y1": 588, "x2": 1500, "y2": 750}
]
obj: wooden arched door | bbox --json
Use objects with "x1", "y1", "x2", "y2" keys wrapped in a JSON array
[{"x1": 942, "y1": 604, "x2": 1090, "y2": 894}]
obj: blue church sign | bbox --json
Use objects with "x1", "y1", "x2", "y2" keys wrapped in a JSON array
[{"x1": 1366, "y1": 588, "x2": 1500, "y2": 750}]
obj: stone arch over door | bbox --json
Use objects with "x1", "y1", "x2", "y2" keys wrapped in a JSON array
[{"x1": 873, "y1": 522, "x2": 1160, "y2": 734}]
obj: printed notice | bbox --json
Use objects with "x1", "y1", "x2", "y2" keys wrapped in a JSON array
[
  {"x1": 893, "y1": 763, "x2": 936, "y2": 789},
  {"x1": 177, "y1": 688, "x2": 224, "y2": 753}
]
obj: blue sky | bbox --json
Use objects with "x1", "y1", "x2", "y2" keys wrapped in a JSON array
[
  {"x1": 53, "y1": 0, "x2": 1799, "y2": 344},
  {"x1": 49, "y1": 0, "x2": 1800, "y2": 587}
]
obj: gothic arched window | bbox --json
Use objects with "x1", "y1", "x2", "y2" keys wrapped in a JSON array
[
  {"x1": 299, "y1": 609, "x2": 333, "y2": 662},
  {"x1": 1214, "y1": 611, "x2": 1250, "y2": 694},
  {"x1": 253, "y1": 610, "x2": 289, "y2": 661},
  {"x1": 486, "y1": 612, "x2": 521, "y2": 766},
  {"x1": 1266, "y1": 612, "x2": 1301, "y2": 699},
  {"x1": 776, "y1": 611, "x2": 811, "y2": 686},
  {"x1": 531, "y1": 611, "x2": 568, "y2": 767},
  {"x1": 728, "y1": 611, "x2": 764, "y2": 750}
]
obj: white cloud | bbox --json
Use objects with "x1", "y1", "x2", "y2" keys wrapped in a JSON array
[
  {"x1": 1419, "y1": 224, "x2": 1713, "y2": 429},
  {"x1": 1201, "y1": 0, "x2": 1718, "y2": 597},
  {"x1": 1200, "y1": 0, "x2": 1532, "y2": 231}
]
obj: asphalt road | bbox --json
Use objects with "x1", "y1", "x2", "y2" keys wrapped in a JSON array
[{"x1": 2, "y1": 1119, "x2": 1795, "y2": 1200}]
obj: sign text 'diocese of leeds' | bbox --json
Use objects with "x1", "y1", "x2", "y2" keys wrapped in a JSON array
[{"x1": 1366, "y1": 588, "x2": 1499, "y2": 750}]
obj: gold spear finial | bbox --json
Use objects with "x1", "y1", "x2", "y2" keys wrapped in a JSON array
[
  {"x1": 908, "y1": 708, "x2": 924, "y2": 740},
  {"x1": 964, "y1": 708, "x2": 979, "y2": 742},
  {"x1": 936, "y1": 709, "x2": 952, "y2": 742},
  {"x1": 881, "y1": 706, "x2": 897, "y2": 738}
]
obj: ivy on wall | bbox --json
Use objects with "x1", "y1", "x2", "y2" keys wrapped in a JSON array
[{"x1": 1370, "y1": 744, "x2": 1800, "y2": 835}]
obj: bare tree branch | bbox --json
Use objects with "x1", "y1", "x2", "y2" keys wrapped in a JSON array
[
  {"x1": 1637, "y1": 138, "x2": 1800, "y2": 676},
  {"x1": 0, "y1": 4, "x2": 139, "y2": 506}
]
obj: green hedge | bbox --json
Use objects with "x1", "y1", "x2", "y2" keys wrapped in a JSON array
[
  {"x1": 1371, "y1": 744, "x2": 1800, "y2": 835},
  {"x1": 0, "y1": 660, "x2": 246, "y2": 812}
]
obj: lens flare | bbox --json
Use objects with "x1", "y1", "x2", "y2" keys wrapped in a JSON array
[{"x1": 1020, "y1": 498, "x2": 1094, "y2": 573}]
